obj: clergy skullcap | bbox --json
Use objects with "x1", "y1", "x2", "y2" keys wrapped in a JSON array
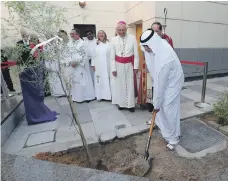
[
  {"x1": 140, "y1": 29, "x2": 154, "y2": 43},
  {"x1": 118, "y1": 21, "x2": 126, "y2": 25}
]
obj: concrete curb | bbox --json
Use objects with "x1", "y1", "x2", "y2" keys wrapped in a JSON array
[
  {"x1": 200, "y1": 113, "x2": 228, "y2": 137},
  {"x1": 219, "y1": 126, "x2": 228, "y2": 136},
  {"x1": 180, "y1": 110, "x2": 214, "y2": 121}
]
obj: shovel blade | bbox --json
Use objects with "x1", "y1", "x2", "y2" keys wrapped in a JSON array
[
  {"x1": 132, "y1": 157, "x2": 153, "y2": 177},
  {"x1": 144, "y1": 150, "x2": 149, "y2": 160}
]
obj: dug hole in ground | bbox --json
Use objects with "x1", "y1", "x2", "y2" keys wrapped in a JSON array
[{"x1": 34, "y1": 126, "x2": 228, "y2": 181}]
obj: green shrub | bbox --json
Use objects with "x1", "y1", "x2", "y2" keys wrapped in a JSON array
[{"x1": 213, "y1": 91, "x2": 228, "y2": 125}]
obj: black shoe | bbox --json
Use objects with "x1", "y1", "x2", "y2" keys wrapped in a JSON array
[
  {"x1": 45, "y1": 93, "x2": 51, "y2": 97},
  {"x1": 147, "y1": 103, "x2": 154, "y2": 112},
  {"x1": 86, "y1": 100, "x2": 90, "y2": 103},
  {"x1": 9, "y1": 89, "x2": 16, "y2": 92},
  {"x1": 118, "y1": 106, "x2": 123, "y2": 110},
  {"x1": 129, "y1": 108, "x2": 135, "y2": 113}
]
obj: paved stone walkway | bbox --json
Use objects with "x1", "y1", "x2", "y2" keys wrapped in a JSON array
[{"x1": 2, "y1": 77, "x2": 228, "y2": 157}]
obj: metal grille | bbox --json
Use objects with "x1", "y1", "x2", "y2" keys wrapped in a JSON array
[{"x1": 179, "y1": 119, "x2": 226, "y2": 153}]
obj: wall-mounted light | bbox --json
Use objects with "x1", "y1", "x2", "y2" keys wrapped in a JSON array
[{"x1": 79, "y1": 1, "x2": 86, "y2": 8}]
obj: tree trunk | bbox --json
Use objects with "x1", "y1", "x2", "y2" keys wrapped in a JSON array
[{"x1": 58, "y1": 63, "x2": 94, "y2": 167}]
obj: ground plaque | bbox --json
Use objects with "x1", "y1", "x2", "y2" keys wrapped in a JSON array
[{"x1": 24, "y1": 130, "x2": 56, "y2": 148}]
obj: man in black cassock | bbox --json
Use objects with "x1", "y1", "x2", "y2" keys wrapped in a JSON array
[{"x1": 1, "y1": 49, "x2": 15, "y2": 93}]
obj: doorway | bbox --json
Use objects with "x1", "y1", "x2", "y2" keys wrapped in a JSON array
[
  {"x1": 135, "y1": 24, "x2": 143, "y2": 70},
  {"x1": 73, "y1": 24, "x2": 96, "y2": 38}
]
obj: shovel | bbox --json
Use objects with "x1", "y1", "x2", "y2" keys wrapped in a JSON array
[{"x1": 132, "y1": 111, "x2": 157, "y2": 176}]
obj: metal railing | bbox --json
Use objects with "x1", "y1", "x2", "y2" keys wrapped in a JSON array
[{"x1": 180, "y1": 60, "x2": 211, "y2": 109}]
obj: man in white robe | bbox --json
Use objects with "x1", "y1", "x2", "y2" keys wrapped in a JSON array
[
  {"x1": 44, "y1": 30, "x2": 69, "y2": 97},
  {"x1": 84, "y1": 29, "x2": 97, "y2": 84},
  {"x1": 140, "y1": 29, "x2": 184, "y2": 150},
  {"x1": 110, "y1": 21, "x2": 139, "y2": 112},
  {"x1": 68, "y1": 29, "x2": 95, "y2": 103}
]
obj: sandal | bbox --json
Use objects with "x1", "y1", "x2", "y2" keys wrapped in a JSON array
[
  {"x1": 165, "y1": 143, "x2": 175, "y2": 151},
  {"x1": 165, "y1": 139, "x2": 180, "y2": 151}
]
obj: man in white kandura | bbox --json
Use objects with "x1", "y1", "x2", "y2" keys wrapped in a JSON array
[
  {"x1": 110, "y1": 21, "x2": 139, "y2": 113},
  {"x1": 84, "y1": 29, "x2": 97, "y2": 84},
  {"x1": 140, "y1": 29, "x2": 184, "y2": 150},
  {"x1": 69, "y1": 28, "x2": 95, "y2": 103},
  {"x1": 91, "y1": 30, "x2": 112, "y2": 101}
]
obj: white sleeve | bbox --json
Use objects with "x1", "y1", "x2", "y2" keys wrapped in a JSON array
[
  {"x1": 153, "y1": 61, "x2": 173, "y2": 109},
  {"x1": 110, "y1": 40, "x2": 117, "y2": 72}
]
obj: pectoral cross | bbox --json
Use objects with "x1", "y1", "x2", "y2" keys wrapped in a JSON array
[
  {"x1": 96, "y1": 75, "x2": 100, "y2": 83},
  {"x1": 80, "y1": 72, "x2": 84, "y2": 78},
  {"x1": 121, "y1": 38, "x2": 126, "y2": 57}
]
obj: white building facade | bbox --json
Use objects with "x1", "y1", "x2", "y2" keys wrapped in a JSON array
[{"x1": 1, "y1": 1, "x2": 228, "y2": 77}]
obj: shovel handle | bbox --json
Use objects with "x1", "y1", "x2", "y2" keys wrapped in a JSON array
[{"x1": 149, "y1": 111, "x2": 156, "y2": 137}]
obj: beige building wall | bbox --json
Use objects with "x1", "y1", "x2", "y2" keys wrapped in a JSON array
[
  {"x1": 1, "y1": 1, "x2": 125, "y2": 46},
  {"x1": 124, "y1": 1, "x2": 156, "y2": 35},
  {"x1": 154, "y1": 1, "x2": 228, "y2": 76},
  {"x1": 124, "y1": 1, "x2": 228, "y2": 76},
  {"x1": 154, "y1": 1, "x2": 228, "y2": 49},
  {"x1": 52, "y1": 1, "x2": 125, "y2": 38},
  {"x1": 124, "y1": 1, "x2": 228, "y2": 49},
  {"x1": 1, "y1": 1, "x2": 228, "y2": 48},
  {"x1": 1, "y1": 1, "x2": 228, "y2": 75}
]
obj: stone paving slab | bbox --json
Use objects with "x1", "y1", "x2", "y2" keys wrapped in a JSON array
[
  {"x1": 212, "y1": 80, "x2": 228, "y2": 86},
  {"x1": 180, "y1": 101, "x2": 205, "y2": 119},
  {"x1": 179, "y1": 119, "x2": 227, "y2": 153},
  {"x1": 206, "y1": 82, "x2": 228, "y2": 93},
  {"x1": 121, "y1": 109, "x2": 151, "y2": 126},
  {"x1": 45, "y1": 98, "x2": 93, "y2": 124},
  {"x1": 99, "y1": 130, "x2": 117, "y2": 142},
  {"x1": 90, "y1": 106, "x2": 132, "y2": 136},
  {"x1": 180, "y1": 95, "x2": 193, "y2": 103},
  {"x1": 117, "y1": 126, "x2": 140, "y2": 138},
  {"x1": 74, "y1": 103, "x2": 93, "y2": 124},
  {"x1": 185, "y1": 84, "x2": 221, "y2": 99},
  {"x1": 181, "y1": 88, "x2": 216, "y2": 103},
  {"x1": 87, "y1": 100, "x2": 115, "y2": 110}
]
